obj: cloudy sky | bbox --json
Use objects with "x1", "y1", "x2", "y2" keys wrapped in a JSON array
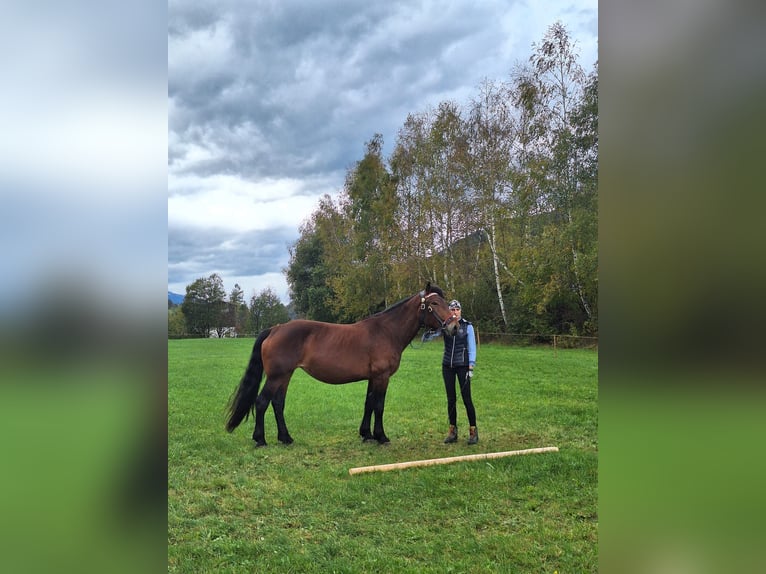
[{"x1": 168, "y1": 0, "x2": 598, "y2": 303}]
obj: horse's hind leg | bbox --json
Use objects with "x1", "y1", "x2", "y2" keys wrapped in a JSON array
[
  {"x1": 253, "y1": 375, "x2": 292, "y2": 447},
  {"x1": 252, "y1": 377, "x2": 285, "y2": 446},
  {"x1": 252, "y1": 386, "x2": 272, "y2": 446},
  {"x1": 272, "y1": 381, "x2": 294, "y2": 445}
]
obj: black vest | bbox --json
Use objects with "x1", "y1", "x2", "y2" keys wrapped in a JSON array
[{"x1": 442, "y1": 319, "x2": 471, "y2": 367}]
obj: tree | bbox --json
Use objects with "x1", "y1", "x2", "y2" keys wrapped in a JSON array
[
  {"x1": 331, "y1": 134, "x2": 399, "y2": 320},
  {"x1": 390, "y1": 111, "x2": 436, "y2": 289},
  {"x1": 466, "y1": 78, "x2": 517, "y2": 328},
  {"x1": 168, "y1": 306, "x2": 186, "y2": 337},
  {"x1": 566, "y1": 63, "x2": 598, "y2": 333},
  {"x1": 529, "y1": 21, "x2": 595, "y2": 333},
  {"x1": 286, "y1": 194, "x2": 341, "y2": 322},
  {"x1": 181, "y1": 273, "x2": 229, "y2": 337},
  {"x1": 248, "y1": 288, "x2": 290, "y2": 334},
  {"x1": 229, "y1": 283, "x2": 248, "y2": 335},
  {"x1": 426, "y1": 102, "x2": 473, "y2": 291},
  {"x1": 390, "y1": 104, "x2": 472, "y2": 294}
]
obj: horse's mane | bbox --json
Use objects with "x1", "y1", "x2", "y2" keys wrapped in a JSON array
[
  {"x1": 367, "y1": 284, "x2": 445, "y2": 319},
  {"x1": 369, "y1": 295, "x2": 411, "y2": 318}
]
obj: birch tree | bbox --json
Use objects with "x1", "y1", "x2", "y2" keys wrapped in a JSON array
[
  {"x1": 390, "y1": 112, "x2": 431, "y2": 290},
  {"x1": 518, "y1": 21, "x2": 596, "y2": 333},
  {"x1": 466, "y1": 78, "x2": 516, "y2": 328}
]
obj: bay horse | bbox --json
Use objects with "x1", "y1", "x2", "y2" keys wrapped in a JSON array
[{"x1": 226, "y1": 283, "x2": 457, "y2": 446}]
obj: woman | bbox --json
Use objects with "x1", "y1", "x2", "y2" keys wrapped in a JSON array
[{"x1": 441, "y1": 299, "x2": 478, "y2": 444}]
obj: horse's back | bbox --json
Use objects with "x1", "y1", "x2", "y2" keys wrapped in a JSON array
[
  {"x1": 269, "y1": 319, "x2": 370, "y2": 346},
  {"x1": 263, "y1": 319, "x2": 387, "y2": 384}
]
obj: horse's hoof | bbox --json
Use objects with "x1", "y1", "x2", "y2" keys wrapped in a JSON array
[
  {"x1": 253, "y1": 439, "x2": 267, "y2": 447},
  {"x1": 377, "y1": 437, "x2": 391, "y2": 445},
  {"x1": 279, "y1": 436, "x2": 294, "y2": 445}
]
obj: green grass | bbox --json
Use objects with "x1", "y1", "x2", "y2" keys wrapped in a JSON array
[{"x1": 169, "y1": 338, "x2": 597, "y2": 573}]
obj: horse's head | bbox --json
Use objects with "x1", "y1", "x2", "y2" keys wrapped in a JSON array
[{"x1": 420, "y1": 282, "x2": 458, "y2": 336}]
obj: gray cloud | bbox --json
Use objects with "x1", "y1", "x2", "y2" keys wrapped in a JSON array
[
  {"x1": 168, "y1": 225, "x2": 295, "y2": 283},
  {"x1": 169, "y1": 1, "x2": 546, "y2": 180}
]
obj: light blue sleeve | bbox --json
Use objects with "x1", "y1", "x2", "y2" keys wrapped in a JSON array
[{"x1": 467, "y1": 324, "x2": 476, "y2": 366}]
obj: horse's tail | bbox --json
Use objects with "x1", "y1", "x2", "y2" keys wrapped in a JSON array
[{"x1": 226, "y1": 327, "x2": 272, "y2": 432}]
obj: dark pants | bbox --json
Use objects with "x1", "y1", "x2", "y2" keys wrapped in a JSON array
[{"x1": 442, "y1": 364, "x2": 476, "y2": 427}]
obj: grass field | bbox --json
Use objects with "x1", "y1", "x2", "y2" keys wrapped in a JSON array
[{"x1": 168, "y1": 338, "x2": 598, "y2": 573}]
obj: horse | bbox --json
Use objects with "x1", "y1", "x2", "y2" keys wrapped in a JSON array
[{"x1": 226, "y1": 283, "x2": 457, "y2": 446}]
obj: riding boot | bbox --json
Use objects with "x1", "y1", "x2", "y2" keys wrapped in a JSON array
[
  {"x1": 443, "y1": 425, "x2": 458, "y2": 443},
  {"x1": 467, "y1": 426, "x2": 479, "y2": 445}
]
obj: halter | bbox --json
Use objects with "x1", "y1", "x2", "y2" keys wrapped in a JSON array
[{"x1": 419, "y1": 291, "x2": 457, "y2": 331}]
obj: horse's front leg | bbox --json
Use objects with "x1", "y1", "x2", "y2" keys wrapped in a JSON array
[
  {"x1": 359, "y1": 380, "x2": 375, "y2": 442},
  {"x1": 372, "y1": 380, "x2": 390, "y2": 445}
]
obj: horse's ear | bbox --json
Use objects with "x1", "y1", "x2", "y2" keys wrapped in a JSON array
[{"x1": 425, "y1": 281, "x2": 432, "y2": 293}]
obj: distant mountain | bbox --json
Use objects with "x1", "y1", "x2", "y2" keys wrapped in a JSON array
[{"x1": 168, "y1": 291, "x2": 184, "y2": 305}]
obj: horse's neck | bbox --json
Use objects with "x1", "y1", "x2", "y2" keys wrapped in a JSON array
[{"x1": 386, "y1": 296, "x2": 423, "y2": 348}]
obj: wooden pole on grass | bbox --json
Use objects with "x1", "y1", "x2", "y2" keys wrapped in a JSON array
[{"x1": 348, "y1": 446, "x2": 559, "y2": 475}]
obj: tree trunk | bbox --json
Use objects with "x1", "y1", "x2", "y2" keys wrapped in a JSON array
[
  {"x1": 567, "y1": 209, "x2": 592, "y2": 320},
  {"x1": 486, "y1": 221, "x2": 508, "y2": 328}
]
